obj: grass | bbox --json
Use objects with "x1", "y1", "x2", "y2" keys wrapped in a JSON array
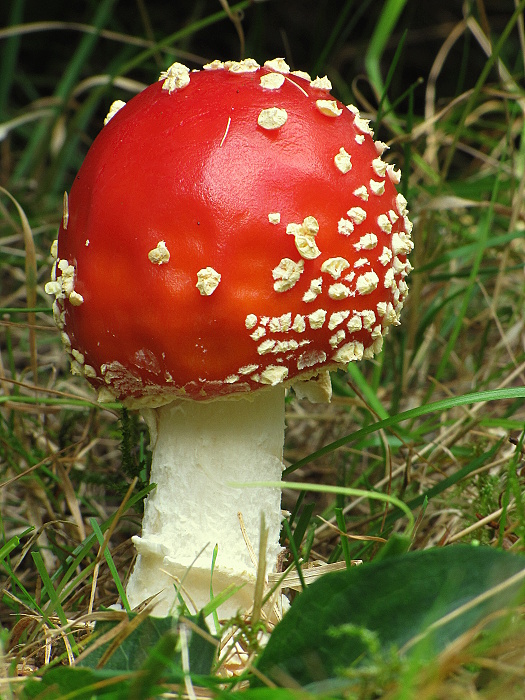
[{"x1": 1, "y1": 0, "x2": 525, "y2": 697}]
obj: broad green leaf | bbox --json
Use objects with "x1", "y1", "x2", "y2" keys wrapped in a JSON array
[
  {"x1": 238, "y1": 690, "x2": 316, "y2": 700},
  {"x1": 256, "y1": 546, "x2": 525, "y2": 686},
  {"x1": 184, "y1": 613, "x2": 220, "y2": 676},
  {"x1": 372, "y1": 532, "x2": 411, "y2": 562},
  {"x1": 127, "y1": 631, "x2": 179, "y2": 700},
  {"x1": 78, "y1": 614, "x2": 172, "y2": 671},
  {"x1": 79, "y1": 612, "x2": 217, "y2": 675},
  {"x1": 21, "y1": 667, "x2": 133, "y2": 699},
  {"x1": 22, "y1": 614, "x2": 218, "y2": 700}
]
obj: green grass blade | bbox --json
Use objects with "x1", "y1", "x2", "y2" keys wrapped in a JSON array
[
  {"x1": 13, "y1": 0, "x2": 118, "y2": 182},
  {"x1": 291, "y1": 502, "x2": 316, "y2": 554},
  {"x1": 32, "y1": 551, "x2": 79, "y2": 655},
  {"x1": 346, "y1": 363, "x2": 390, "y2": 421},
  {"x1": 378, "y1": 440, "x2": 504, "y2": 535},
  {"x1": 375, "y1": 28, "x2": 408, "y2": 125},
  {"x1": 364, "y1": 0, "x2": 408, "y2": 113},
  {"x1": 31, "y1": 552, "x2": 69, "y2": 625},
  {"x1": 0, "y1": 534, "x2": 20, "y2": 563},
  {"x1": 311, "y1": 0, "x2": 355, "y2": 75},
  {"x1": 440, "y1": 0, "x2": 525, "y2": 180},
  {"x1": 282, "y1": 519, "x2": 306, "y2": 591},
  {"x1": 334, "y1": 508, "x2": 353, "y2": 569},
  {"x1": 90, "y1": 518, "x2": 131, "y2": 614},
  {"x1": 284, "y1": 387, "x2": 525, "y2": 475},
  {"x1": 429, "y1": 179, "x2": 499, "y2": 393},
  {"x1": 238, "y1": 481, "x2": 415, "y2": 536},
  {"x1": 0, "y1": 0, "x2": 26, "y2": 121},
  {"x1": 51, "y1": 485, "x2": 153, "y2": 599}
]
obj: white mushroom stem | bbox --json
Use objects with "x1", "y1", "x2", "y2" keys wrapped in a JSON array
[{"x1": 125, "y1": 387, "x2": 285, "y2": 619}]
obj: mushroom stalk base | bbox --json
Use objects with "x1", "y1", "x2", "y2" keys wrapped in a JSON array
[{"x1": 125, "y1": 388, "x2": 285, "y2": 619}]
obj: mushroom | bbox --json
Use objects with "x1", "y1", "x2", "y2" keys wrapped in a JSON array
[{"x1": 46, "y1": 58, "x2": 413, "y2": 618}]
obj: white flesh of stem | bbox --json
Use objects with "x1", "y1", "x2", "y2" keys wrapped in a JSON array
[{"x1": 125, "y1": 387, "x2": 285, "y2": 618}]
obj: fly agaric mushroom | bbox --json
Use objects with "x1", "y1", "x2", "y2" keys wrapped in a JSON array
[{"x1": 46, "y1": 58, "x2": 413, "y2": 618}]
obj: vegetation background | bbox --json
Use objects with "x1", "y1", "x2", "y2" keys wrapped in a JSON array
[{"x1": 1, "y1": 0, "x2": 525, "y2": 697}]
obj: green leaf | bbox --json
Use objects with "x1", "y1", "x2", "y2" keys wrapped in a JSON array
[
  {"x1": 21, "y1": 667, "x2": 133, "y2": 700},
  {"x1": 23, "y1": 614, "x2": 218, "y2": 700},
  {"x1": 185, "y1": 613, "x2": 220, "y2": 675},
  {"x1": 127, "y1": 631, "x2": 179, "y2": 700},
  {"x1": 256, "y1": 546, "x2": 525, "y2": 686},
  {"x1": 0, "y1": 534, "x2": 20, "y2": 562},
  {"x1": 79, "y1": 615, "x2": 172, "y2": 671},
  {"x1": 79, "y1": 612, "x2": 217, "y2": 675},
  {"x1": 373, "y1": 533, "x2": 412, "y2": 563},
  {"x1": 237, "y1": 690, "x2": 314, "y2": 700},
  {"x1": 89, "y1": 518, "x2": 131, "y2": 613}
]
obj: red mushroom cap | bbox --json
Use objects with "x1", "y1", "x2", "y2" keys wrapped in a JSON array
[{"x1": 48, "y1": 59, "x2": 413, "y2": 404}]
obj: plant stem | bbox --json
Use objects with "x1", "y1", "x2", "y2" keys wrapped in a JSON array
[{"x1": 125, "y1": 388, "x2": 285, "y2": 618}]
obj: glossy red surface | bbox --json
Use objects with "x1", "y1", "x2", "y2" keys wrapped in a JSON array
[{"x1": 55, "y1": 62, "x2": 411, "y2": 401}]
